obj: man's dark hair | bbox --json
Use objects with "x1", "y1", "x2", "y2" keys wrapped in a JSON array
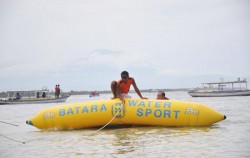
[
  {"x1": 121, "y1": 71, "x2": 129, "y2": 77},
  {"x1": 158, "y1": 91, "x2": 165, "y2": 97},
  {"x1": 162, "y1": 92, "x2": 165, "y2": 97}
]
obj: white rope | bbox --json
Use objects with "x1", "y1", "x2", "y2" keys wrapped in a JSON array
[{"x1": 87, "y1": 102, "x2": 125, "y2": 135}]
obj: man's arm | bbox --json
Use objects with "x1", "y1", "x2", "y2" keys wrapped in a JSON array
[{"x1": 132, "y1": 78, "x2": 147, "y2": 99}]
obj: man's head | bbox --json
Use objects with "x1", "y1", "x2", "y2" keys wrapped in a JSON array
[
  {"x1": 121, "y1": 71, "x2": 129, "y2": 77},
  {"x1": 157, "y1": 91, "x2": 165, "y2": 99},
  {"x1": 121, "y1": 71, "x2": 129, "y2": 82}
]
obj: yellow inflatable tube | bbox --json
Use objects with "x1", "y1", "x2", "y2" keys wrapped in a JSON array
[{"x1": 26, "y1": 98, "x2": 226, "y2": 130}]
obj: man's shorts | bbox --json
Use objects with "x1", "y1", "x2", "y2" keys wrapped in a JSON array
[{"x1": 121, "y1": 93, "x2": 131, "y2": 98}]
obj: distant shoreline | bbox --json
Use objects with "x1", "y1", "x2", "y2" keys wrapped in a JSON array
[
  {"x1": 67, "y1": 88, "x2": 189, "y2": 95},
  {"x1": 0, "y1": 88, "x2": 189, "y2": 98}
]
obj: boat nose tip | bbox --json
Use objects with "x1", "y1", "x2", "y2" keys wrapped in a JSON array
[
  {"x1": 224, "y1": 115, "x2": 226, "y2": 120},
  {"x1": 26, "y1": 120, "x2": 33, "y2": 126}
]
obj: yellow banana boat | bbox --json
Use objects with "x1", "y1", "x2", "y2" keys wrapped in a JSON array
[{"x1": 26, "y1": 98, "x2": 226, "y2": 130}]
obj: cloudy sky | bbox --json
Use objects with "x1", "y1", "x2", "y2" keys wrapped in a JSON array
[{"x1": 0, "y1": 0, "x2": 249, "y2": 92}]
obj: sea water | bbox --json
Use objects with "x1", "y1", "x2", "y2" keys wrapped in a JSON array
[{"x1": 0, "y1": 91, "x2": 249, "y2": 158}]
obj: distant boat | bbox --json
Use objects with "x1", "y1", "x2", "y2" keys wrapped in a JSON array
[
  {"x1": 89, "y1": 91, "x2": 100, "y2": 97},
  {"x1": 188, "y1": 78, "x2": 250, "y2": 97},
  {"x1": 0, "y1": 89, "x2": 70, "y2": 105}
]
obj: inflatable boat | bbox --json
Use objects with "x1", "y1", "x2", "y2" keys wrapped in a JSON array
[{"x1": 26, "y1": 98, "x2": 226, "y2": 130}]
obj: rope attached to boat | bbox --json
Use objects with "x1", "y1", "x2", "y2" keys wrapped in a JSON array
[
  {"x1": 0, "y1": 121, "x2": 25, "y2": 144},
  {"x1": 88, "y1": 102, "x2": 125, "y2": 135},
  {"x1": 0, "y1": 120, "x2": 19, "y2": 126},
  {"x1": 0, "y1": 133, "x2": 25, "y2": 144}
]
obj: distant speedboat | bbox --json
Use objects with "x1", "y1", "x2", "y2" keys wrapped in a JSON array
[
  {"x1": 0, "y1": 90, "x2": 70, "y2": 105},
  {"x1": 188, "y1": 78, "x2": 250, "y2": 97}
]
